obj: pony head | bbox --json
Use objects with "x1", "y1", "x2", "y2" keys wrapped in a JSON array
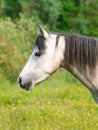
[{"x1": 18, "y1": 26, "x2": 65, "y2": 90}]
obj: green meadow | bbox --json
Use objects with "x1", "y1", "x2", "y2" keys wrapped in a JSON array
[{"x1": 0, "y1": 70, "x2": 98, "y2": 130}]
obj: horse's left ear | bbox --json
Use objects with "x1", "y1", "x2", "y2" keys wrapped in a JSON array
[{"x1": 38, "y1": 25, "x2": 49, "y2": 38}]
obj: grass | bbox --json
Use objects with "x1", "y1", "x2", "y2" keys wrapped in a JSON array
[{"x1": 0, "y1": 69, "x2": 98, "y2": 130}]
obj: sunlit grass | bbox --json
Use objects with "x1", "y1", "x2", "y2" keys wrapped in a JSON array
[{"x1": 0, "y1": 70, "x2": 98, "y2": 130}]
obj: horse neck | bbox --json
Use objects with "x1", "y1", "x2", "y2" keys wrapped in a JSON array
[
  {"x1": 60, "y1": 34, "x2": 98, "y2": 91},
  {"x1": 63, "y1": 63, "x2": 98, "y2": 104},
  {"x1": 63, "y1": 64, "x2": 97, "y2": 92},
  {"x1": 61, "y1": 53, "x2": 98, "y2": 92},
  {"x1": 60, "y1": 35, "x2": 98, "y2": 104}
]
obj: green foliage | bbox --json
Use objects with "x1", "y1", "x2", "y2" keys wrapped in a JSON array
[
  {"x1": 0, "y1": 0, "x2": 98, "y2": 36},
  {"x1": 0, "y1": 0, "x2": 21, "y2": 18},
  {"x1": 30, "y1": 0, "x2": 62, "y2": 30},
  {"x1": 57, "y1": 0, "x2": 98, "y2": 36},
  {"x1": 0, "y1": 14, "x2": 37, "y2": 81}
]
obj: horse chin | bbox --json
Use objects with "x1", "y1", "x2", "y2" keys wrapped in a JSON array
[
  {"x1": 20, "y1": 81, "x2": 35, "y2": 91},
  {"x1": 19, "y1": 74, "x2": 50, "y2": 91}
]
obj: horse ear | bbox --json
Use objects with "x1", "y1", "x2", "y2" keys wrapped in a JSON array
[{"x1": 38, "y1": 25, "x2": 49, "y2": 38}]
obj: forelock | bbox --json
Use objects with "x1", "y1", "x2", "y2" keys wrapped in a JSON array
[{"x1": 35, "y1": 35, "x2": 45, "y2": 53}]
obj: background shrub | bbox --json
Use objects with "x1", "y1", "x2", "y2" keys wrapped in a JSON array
[{"x1": 0, "y1": 14, "x2": 38, "y2": 81}]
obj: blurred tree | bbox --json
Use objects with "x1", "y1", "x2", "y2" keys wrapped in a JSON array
[
  {"x1": 57, "y1": 0, "x2": 98, "y2": 36},
  {"x1": 32, "y1": 0, "x2": 62, "y2": 29},
  {"x1": 18, "y1": 0, "x2": 62, "y2": 30},
  {"x1": 0, "y1": 0, "x2": 21, "y2": 19},
  {"x1": 0, "y1": 0, "x2": 98, "y2": 36}
]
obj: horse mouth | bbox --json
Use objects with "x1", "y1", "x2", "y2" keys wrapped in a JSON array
[{"x1": 20, "y1": 82, "x2": 33, "y2": 91}]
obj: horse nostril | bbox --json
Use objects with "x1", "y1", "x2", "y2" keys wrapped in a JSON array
[{"x1": 18, "y1": 77, "x2": 22, "y2": 84}]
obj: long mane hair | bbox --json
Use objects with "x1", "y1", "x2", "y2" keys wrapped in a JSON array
[{"x1": 64, "y1": 34, "x2": 98, "y2": 73}]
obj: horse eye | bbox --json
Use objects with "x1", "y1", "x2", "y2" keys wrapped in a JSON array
[{"x1": 35, "y1": 52, "x2": 41, "y2": 57}]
